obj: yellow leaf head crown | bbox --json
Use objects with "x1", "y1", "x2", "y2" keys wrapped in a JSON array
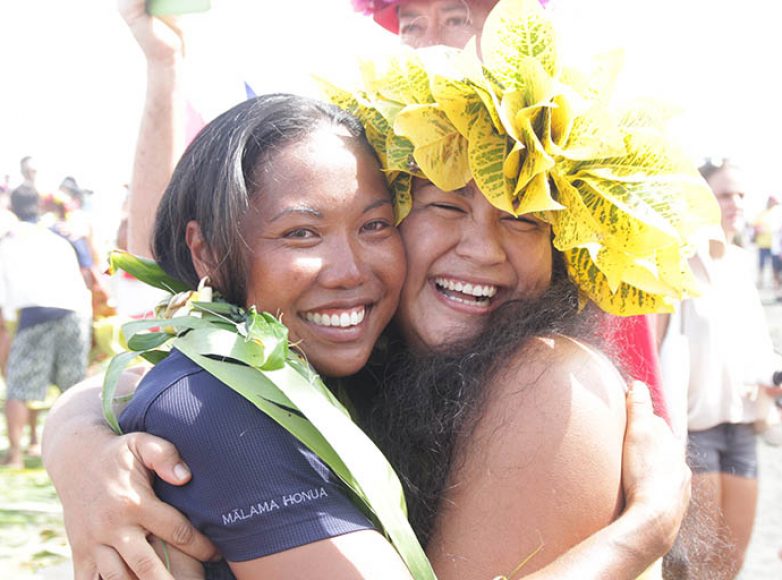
[{"x1": 319, "y1": 0, "x2": 721, "y2": 316}]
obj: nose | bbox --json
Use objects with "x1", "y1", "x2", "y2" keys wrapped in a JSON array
[
  {"x1": 414, "y1": 26, "x2": 439, "y2": 48},
  {"x1": 455, "y1": 216, "x2": 507, "y2": 266},
  {"x1": 319, "y1": 236, "x2": 367, "y2": 289}
]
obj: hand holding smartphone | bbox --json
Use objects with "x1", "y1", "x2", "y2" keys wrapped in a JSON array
[{"x1": 146, "y1": 0, "x2": 211, "y2": 16}]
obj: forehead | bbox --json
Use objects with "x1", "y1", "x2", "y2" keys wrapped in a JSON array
[
  {"x1": 253, "y1": 126, "x2": 386, "y2": 208},
  {"x1": 707, "y1": 167, "x2": 746, "y2": 196},
  {"x1": 399, "y1": 0, "x2": 470, "y2": 16}
]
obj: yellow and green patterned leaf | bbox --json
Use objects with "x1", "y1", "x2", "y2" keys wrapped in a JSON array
[
  {"x1": 394, "y1": 104, "x2": 472, "y2": 192},
  {"x1": 430, "y1": 75, "x2": 486, "y2": 137},
  {"x1": 550, "y1": 93, "x2": 575, "y2": 148},
  {"x1": 514, "y1": 112, "x2": 556, "y2": 196},
  {"x1": 468, "y1": 108, "x2": 515, "y2": 214},
  {"x1": 481, "y1": 0, "x2": 558, "y2": 86},
  {"x1": 559, "y1": 49, "x2": 623, "y2": 107},
  {"x1": 565, "y1": 247, "x2": 676, "y2": 315},
  {"x1": 558, "y1": 105, "x2": 625, "y2": 161},
  {"x1": 367, "y1": 49, "x2": 434, "y2": 106},
  {"x1": 549, "y1": 171, "x2": 602, "y2": 251},
  {"x1": 386, "y1": 132, "x2": 416, "y2": 173},
  {"x1": 514, "y1": 172, "x2": 563, "y2": 215},
  {"x1": 390, "y1": 173, "x2": 413, "y2": 224}
]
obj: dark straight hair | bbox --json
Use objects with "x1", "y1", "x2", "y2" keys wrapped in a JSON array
[{"x1": 153, "y1": 94, "x2": 372, "y2": 306}]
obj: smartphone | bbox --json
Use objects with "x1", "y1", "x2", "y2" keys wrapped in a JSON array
[{"x1": 146, "y1": 0, "x2": 211, "y2": 16}]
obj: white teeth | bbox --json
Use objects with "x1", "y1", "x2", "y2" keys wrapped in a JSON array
[
  {"x1": 435, "y1": 277, "x2": 498, "y2": 298},
  {"x1": 304, "y1": 307, "x2": 366, "y2": 329}
]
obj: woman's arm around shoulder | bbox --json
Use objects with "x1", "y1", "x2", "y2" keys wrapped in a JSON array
[
  {"x1": 42, "y1": 368, "x2": 216, "y2": 579},
  {"x1": 427, "y1": 335, "x2": 628, "y2": 578}
]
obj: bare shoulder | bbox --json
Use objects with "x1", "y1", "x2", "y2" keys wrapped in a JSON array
[
  {"x1": 488, "y1": 334, "x2": 627, "y2": 438},
  {"x1": 428, "y1": 335, "x2": 627, "y2": 578}
]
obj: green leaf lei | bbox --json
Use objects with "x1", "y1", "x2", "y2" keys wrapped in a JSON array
[{"x1": 103, "y1": 251, "x2": 436, "y2": 579}]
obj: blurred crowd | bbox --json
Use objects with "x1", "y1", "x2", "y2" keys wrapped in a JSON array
[{"x1": 0, "y1": 155, "x2": 163, "y2": 469}]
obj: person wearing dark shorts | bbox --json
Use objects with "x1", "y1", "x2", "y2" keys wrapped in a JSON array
[
  {"x1": 1, "y1": 191, "x2": 91, "y2": 468},
  {"x1": 687, "y1": 423, "x2": 758, "y2": 479},
  {"x1": 676, "y1": 161, "x2": 779, "y2": 577}
]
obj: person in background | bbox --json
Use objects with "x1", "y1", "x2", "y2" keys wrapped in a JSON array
[
  {"x1": 1, "y1": 187, "x2": 92, "y2": 468},
  {"x1": 660, "y1": 160, "x2": 782, "y2": 578},
  {"x1": 13, "y1": 156, "x2": 38, "y2": 198},
  {"x1": 751, "y1": 194, "x2": 782, "y2": 288},
  {"x1": 45, "y1": 176, "x2": 114, "y2": 319}
]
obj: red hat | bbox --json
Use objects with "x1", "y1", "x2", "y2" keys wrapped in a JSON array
[{"x1": 351, "y1": 1, "x2": 402, "y2": 34}]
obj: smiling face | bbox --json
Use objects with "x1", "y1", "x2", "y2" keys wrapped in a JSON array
[
  {"x1": 240, "y1": 126, "x2": 405, "y2": 377},
  {"x1": 396, "y1": 178, "x2": 552, "y2": 351},
  {"x1": 397, "y1": 0, "x2": 492, "y2": 48}
]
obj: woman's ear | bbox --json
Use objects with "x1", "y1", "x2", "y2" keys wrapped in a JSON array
[{"x1": 185, "y1": 220, "x2": 213, "y2": 281}]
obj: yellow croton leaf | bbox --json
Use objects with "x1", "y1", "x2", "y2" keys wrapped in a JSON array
[
  {"x1": 481, "y1": 0, "x2": 558, "y2": 87},
  {"x1": 557, "y1": 105, "x2": 626, "y2": 162},
  {"x1": 503, "y1": 140, "x2": 523, "y2": 180},
  {"x1": 569, "y1": 177, "x2": 681, "y2": 252},
  {"x1": 390, "y1": 172, "x2": 414, "y2": 224},
  {"x1": 549, "y1": 171, "x2": 603, "y2": 251},
  {"x1": 513, "y1": 111, "x2": 556, "y2": 198},
  {"x1": 394, "y1": 104, "x2": 472, "y2": 192},
  {"x1": 514, "y1": 172, "x2": 562, "y2": 215},
  {"x1": 385, "y1": 132, "x2": 416, "y2": 174},
  {"x1": 565, "y1": 247, "x2": 676, "y2": 316},
  {"x1": 549, "y1": 93, "x2": 575, "y2": 148},
  {"x1": 422, "y1": 45, "x2": 506, "y2": 137},
  {"x1": 468, "y1": 108, "x2": 515, "y2": 215},
  {"x1": 430, "y1": 75, "x2": 488, "y2": 138},
  {"x1": 559, "y1": 49, "x2": 624, "y2": 108},
  {"x1": 365, "y1": 49, "x2": 434, "y2": 106},
  {"x1": 593, "y1": 243, "x2": 698, "y2": 304}
]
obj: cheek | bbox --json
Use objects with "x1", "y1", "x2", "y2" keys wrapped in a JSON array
[
  {"x1": 400, "y1": 216, "x2": 447, "y2": 283},
  {"x1": 372, "y1": 235, "x2": 407, "y2": 299},
  {"x1": 244, "y1": 254, "x2": 322, "y2": 312},
  {"x1": 511, "y1": 236, "x2": 553, "y2": 294}
]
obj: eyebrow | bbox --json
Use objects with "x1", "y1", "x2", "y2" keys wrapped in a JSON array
[
  {"x1": 452, "y1": 186, "x2": 475, "y2": 199},
  {"x1": 268, "y1": 198, "x2": 392, "y2": 222},
  {"x1": 269, "y1": 205, "x2": 322, "y2": 222},
  {"x1": 363, "y1": 198, "x2": 394, "y2": 213}
]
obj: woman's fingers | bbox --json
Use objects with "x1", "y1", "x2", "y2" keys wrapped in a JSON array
[
  {"x1": 622, "y1": 381, "x2": 692, "y2": 550},
  {"x1": 92, "y1": 544, "x2": 139, "y2": 580},
  {"x1": 128, "y1": 431, "x2": 192, "y2": 486},
  {"x1": 124, "y1": 433, "x2": 219, "y2": 560}
]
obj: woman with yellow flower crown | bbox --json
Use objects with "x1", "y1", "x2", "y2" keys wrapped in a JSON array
[{"x1": 42, "y1": 0, "x2": 719, "y2": 578}]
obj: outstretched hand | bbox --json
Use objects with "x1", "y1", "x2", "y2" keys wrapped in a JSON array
[
  {"x1": 117, "y1": 0, "x2": 185, "y2": 64},
  {"x1": 621, "y1": 381, "x2": 692, "y2": 554},
  {"x1": 56, "y1": 430, "x2": 218, "y2": 579}
]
